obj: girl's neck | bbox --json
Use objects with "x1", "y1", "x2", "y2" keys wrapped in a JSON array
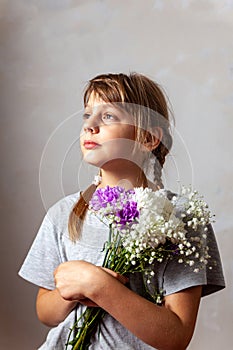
[{"x1": 97, "y1": 163, "x2": 148, "y2": 190}]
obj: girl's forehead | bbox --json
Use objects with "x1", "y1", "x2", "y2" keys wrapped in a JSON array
[
  {"x1": 85, "y1": 92, "x2": 126, "y2": 115},
  {"x1": 85, "y1": 92, "x2": 107, "y2": 109}
]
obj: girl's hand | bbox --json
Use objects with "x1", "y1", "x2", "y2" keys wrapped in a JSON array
[
  {"x1": 54, "y1": 260, "x2": 97, "y2": 302},
  {"x1": 74, "y1": 267, "x2": 128, "y2": 307},
  {"x1": 101, "y1": 267, "x2": 129, "y2": 284},
  {"x1": 54, "y1": 261, "x2": 128, "y2": 305}
]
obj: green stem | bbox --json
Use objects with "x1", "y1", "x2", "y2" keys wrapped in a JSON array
[
  {"x1": 69, "y1": 308, "x2": 105, "y2": 350},
  {"x1": 102, "y1": 225, "x2": 113, "y2": 267}
]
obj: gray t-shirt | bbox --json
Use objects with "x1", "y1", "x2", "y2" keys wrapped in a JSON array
[{"x1": 19, "y1": 191, "x2": 225, "y2": 350}]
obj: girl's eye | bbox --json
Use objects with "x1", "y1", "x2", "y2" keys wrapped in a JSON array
[
  {"x1": 83, "y1": 113, "x2": 91, "y2": 120},
  {"x1": 102, "y1": 113, "x2": 116, "y2": 122}
]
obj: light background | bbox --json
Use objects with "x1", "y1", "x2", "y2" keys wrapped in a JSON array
[{"x1": 0, "y1": 0, "x2": 232, "y2": 349}]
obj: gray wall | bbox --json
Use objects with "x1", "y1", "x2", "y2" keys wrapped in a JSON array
[{"x1": 0, "y1": 1, "x2": 232, "y2": 349}]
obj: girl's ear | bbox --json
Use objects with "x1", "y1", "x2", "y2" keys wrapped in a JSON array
[{"x1": 143, "y1": 127, "x2": 163, "y2": 151}]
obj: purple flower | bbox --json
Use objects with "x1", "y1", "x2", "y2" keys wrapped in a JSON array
[
  {"x1": 90, "y1": 186, "x2": 126, "y2": 210},
  {"x1": 116, "y1": 201, "x2": 139, "y2": 226}
]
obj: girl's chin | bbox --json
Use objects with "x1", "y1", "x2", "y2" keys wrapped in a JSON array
[
  {"x1": 82, "y1": 148, "x2": 145, "y2": 169},
  {"x1": 83, "y1": 158, "x2": 144, "y2": 173},
  {"x1": 83, "y1": 157, "x2": 102, "y2": 168}
]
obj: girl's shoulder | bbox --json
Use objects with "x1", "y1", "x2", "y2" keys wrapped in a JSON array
[
  {"x1": 49, "y1": 190, "x2": 81, "y2": 209},
  {"x1": 45, "y1": 191, "x2": 81, "y2": 227}
]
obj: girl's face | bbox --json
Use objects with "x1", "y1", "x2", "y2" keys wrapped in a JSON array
[{"x1": 80, "y1": 93, "x2": 144, "y2": 169}]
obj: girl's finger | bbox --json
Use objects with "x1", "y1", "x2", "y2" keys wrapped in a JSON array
[
  {"x1": 116, "y1": 273, "x2": 129, "y2": 284},
  {"x1": 100, "y1": 267, "x2": 129, "y2": 284}
]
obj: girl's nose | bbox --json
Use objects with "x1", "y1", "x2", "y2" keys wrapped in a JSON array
[
  {"x1": 84, "y1": 125, "x2": 99, "y2": 134},
  {"x1": 83, "y1": 112, "x2": 100, "y2": 134}
]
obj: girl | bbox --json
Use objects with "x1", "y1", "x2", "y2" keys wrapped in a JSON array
[{"x1": 19, "y1": 73, "x2": 225, "y2": 350}]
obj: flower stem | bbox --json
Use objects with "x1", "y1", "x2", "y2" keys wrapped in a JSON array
[{"x1": 67, "y1": 307, "x2": 106, "y2": 350}]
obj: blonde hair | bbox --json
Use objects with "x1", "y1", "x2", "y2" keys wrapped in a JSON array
[{"x1": 68, "y1": 72, "x2": 173, "y2": 241}]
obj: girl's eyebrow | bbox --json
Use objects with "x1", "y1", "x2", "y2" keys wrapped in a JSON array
[
  {"x1": 85, "y1": 104, "x2": 117, "y2": 114},
  {"x1": 84, "y1": 107, "x2": 92, "y2": 113}
]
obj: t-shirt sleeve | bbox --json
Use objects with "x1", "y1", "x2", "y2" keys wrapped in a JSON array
[
  {"x1": 18, "y1": 208, "x2": 63, "y2": 290},
  {"x1": 162, "y1": 223, "x2": 225, "y2": 297}
]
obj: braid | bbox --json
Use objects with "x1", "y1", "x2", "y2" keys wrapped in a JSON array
[
  {"x1": 152, "y1": 157, "x2": 163, "y2": 189},
  {"x1": 68, "y1": 183, "x2": 97, "y2": 242},
  {"x1": 152, "y1": 132, "x2": 172, "y2": 189}
]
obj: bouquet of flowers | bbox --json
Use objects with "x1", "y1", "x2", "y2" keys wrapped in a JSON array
[{"x1": 66, "y1": 185, "x2": 213, "y2": 350}]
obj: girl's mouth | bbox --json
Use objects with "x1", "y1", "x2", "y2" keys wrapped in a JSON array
[{"x1": 83, "y1": 141, "x2": 100, "y2": 149}]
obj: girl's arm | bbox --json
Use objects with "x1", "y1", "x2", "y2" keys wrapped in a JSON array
[
  {"x1": 36, "y1": 267, "x2": 128, "y2": 327},
  {"x1": 55, "y1": 260, "x2": 202, "y2": 350},
  {"x1": 36, "y1": 288, "x2": 77, "y2": 327}
]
